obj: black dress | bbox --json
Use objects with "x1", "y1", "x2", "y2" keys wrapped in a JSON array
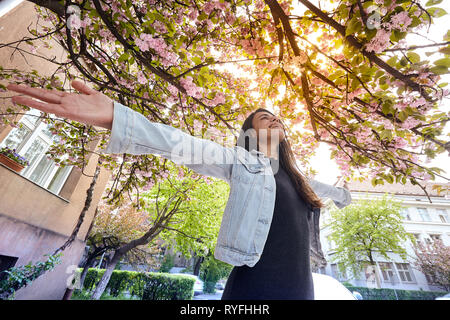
[{"x1": 221, "y1": 161, "x2": 314, "y2": 300}]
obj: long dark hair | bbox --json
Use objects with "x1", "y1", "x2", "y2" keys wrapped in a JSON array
[{"x1": 236, "y1": 108, "x2": 324, "y2": 210}]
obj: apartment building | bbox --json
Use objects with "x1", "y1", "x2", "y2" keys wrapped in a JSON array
[
  {"x1": 0, "y1": 1, "x2": 110, "y2": 299},
  {"x1": 319, "y1": 178, "x2": 450, "y2": 292}
]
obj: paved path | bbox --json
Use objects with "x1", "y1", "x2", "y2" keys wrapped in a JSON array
[{"x1": 193, "y1": 290, "x2": 223, "y2": 300}]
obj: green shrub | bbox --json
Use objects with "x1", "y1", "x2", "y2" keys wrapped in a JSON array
[
  {"x1": 142, "y1": 273, "x2": 195, "y2": 300},
  {"x1": 159, "y1": 254, "x2": 175, "y2": 273},
  {"x1": 78, "y1": 268, "x2": 194, "y2": 300},
  {"x1": 344, "y1": 285, "x2": 445, "y2": 300}
]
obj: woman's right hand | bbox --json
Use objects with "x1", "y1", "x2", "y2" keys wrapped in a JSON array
[{"x1": 6, "y1": 80, "x2": 114, "y2": 130}]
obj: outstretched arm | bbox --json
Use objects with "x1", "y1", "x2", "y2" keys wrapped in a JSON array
[
  {"x1": 6, "y1": 81, "x2": 235, "y2": 182},
  {"x1": 103, "y1": 100, "x2": 235, "y2": 182},
  {"x1": 308, "y1": 178, "x2": 352, "y2": 208}
]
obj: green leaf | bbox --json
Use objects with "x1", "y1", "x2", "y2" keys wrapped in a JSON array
[
  {"x1": 346, "y1": 17, "x2": 361, "y2": 36},
  {"x1": 426, "y1": 0, "x2": 443, "y2": 6},
  {"x1": 438, "y1": 46, "x2": 450, "y2": 55},
  {"x1": 406, "y1": 52, "x2": 420, "y2": 64},
  {"x1": 380, "y1": 129, "x2": 393, "y2": 140},
  {"x1": 398, "y1": 111, "x2": 408, "y2": 122},
  {"x1": 428, "y1": 7, "x2": 447, "y2": 18},
  {"x1": 434, "y1": 57, "x2": 450, "y2": 67},
  {"x1": 444, "y1": 30, "x2": 450, "y2": 41},
  {"x1": 430, "y1": 65, "x2": 449, "y2": 75},
  {"x1": 385, "y1": 174, "x2": 394, "y2": 184}
]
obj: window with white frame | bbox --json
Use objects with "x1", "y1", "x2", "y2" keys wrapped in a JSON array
[
  {"x1": 417, "y1": 208, "x2": 431, "y2": 222},
  {"x1": 330, "y1": 263, "x2": 346, "y2": 281},
  {"x1": 395, "y1": 263, "x2": 415, "y2": 283},
  {"x1": 399, "y1": 207, "x2": 411, "y2": 221},
  {"x1": 410, "y1": 233, "x2": 421, "y2": 245},
  {"x1": 0, "y1": 109, "x2": 73, "y2": 195},
  {"x1": 326, "y1": 235, "x2": 335, "y2": 251},
  {"x1": 429, "y1": 234, "x2": 441, "y2": 243},
  {"x1": 379, "y1": 262, "x2": 399, "y2": 284},
  {"x1": 437, "y1": 209, "x2": 448, "y2": 223}
]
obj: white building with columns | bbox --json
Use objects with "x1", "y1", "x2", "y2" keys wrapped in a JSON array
[{"x1": 318, "y1": 178, "x2": 450, "y2": 292}]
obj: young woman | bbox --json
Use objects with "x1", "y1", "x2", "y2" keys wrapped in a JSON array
[{"x1": 6, "y1": 81, "x2": 351, "y2": 300}]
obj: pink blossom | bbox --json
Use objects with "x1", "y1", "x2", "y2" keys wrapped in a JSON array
[
  {"x1": 383, "y1": 119, "x2": 394, "y2": 130},
  {"x1": 180, "y1": 76, "x2": 202, "y2": 98},
  {"x1": 206, "y1": 92, "x2": 226, "y2": 106},
  {"x1": 400, "y1": 117, "x2": 421, "y2": 129},
  {"x1": 410, "y1": 97, "x2": 426, "y2": 108},
  {"x1": 153, "y1": 20, "x2": 167, "y2": 34},
  {"x1": 80, "y1": 16, "x2": 92, "y2": 29},
  {"x1": 365, "y1": 28, "x2": 391, "y2": 53},
  {"x1": 67, "y1": 14, "x2": 81, "y2": 30},
  {"x1": 203, "y1": 2, "x2": 215, "y2": 15},
  {"x1": 137, "y1": 71, "x2": 147, "y2": 84},
  {"x1": 393, "y1": 136, "x2": 408, "y2": 149},
  {"x1": 188, "y1": 8, "x2": 199, "y2": 21},
  {"x1": 390, "y1": 11, "x2": 412, "y2": 32}
]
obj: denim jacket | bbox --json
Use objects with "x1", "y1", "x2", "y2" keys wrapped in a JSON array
[{"x1": 100, "y1": 101, "x2": 352, "y2": 267}]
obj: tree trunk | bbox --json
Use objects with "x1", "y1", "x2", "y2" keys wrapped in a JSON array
[
  {"x1": 373, "y1": 263, "x2": 382, "y2": 289},
  {"x1": 90, "y1": 251, "x2": 122, "y2": 300},
  {"x1": 79, "y1": 254, "x2": 99, "y2": 290},
  {"x1": 193, "y1": 256, "x2": 204, "y2": 276},
  {"x1": 62, "y1": 288, "x2": 74, "y2": 300}
]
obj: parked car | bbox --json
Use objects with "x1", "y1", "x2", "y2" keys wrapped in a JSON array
[
  {"x1": 435, "y1": 292, "x2": 450, "y2": 300},
  {"x1": 312, "y1": 273, "x2": 359, "y2": 300},
  {"x1": 215, "y1": 281, "x2": 225, "y2": 290}
]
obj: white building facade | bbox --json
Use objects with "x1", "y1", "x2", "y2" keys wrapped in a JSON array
[{"x1": 318, "y1": 179, "x2": 450, "y2": 292}]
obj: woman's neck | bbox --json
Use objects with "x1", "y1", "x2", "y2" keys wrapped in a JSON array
[{"x1": 258, "y1": 141, "x2": 279, "y2": 160}]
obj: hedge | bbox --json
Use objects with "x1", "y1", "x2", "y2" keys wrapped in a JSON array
[
  {"x1": 78, "y1": 268, "x2": 195, "y2": 300},
  {"x1": 344, "y1": 285, "x2": 445, "y2": 300}
]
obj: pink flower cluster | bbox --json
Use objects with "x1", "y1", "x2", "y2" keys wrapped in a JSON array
[
  {"x1": 400, "y1": 117, "x2": 421, "y2": 129},
  {"x1": 365, "y1": 28, "x2": 391, "y2": 53},
  {"x1": 180, "y1": 76, "x2": 203, "y2": 98},
  {"x1": 240, "y1": 38, "x2": 265, "y2": 56},
  {"x1": 135, "y1": 33, "x2": 178, "y2": 67},
  {"x1": 389, "y1": 11, "x2": 412, "y2": 32},
  {"x1": 203, "y1": 1, "x2": 230, "y2": 15},
  {"x1": 205, "y1": 92, "x2": 226, "y2": 106},
  {"x1": 393, "y1": 136, "x2": 408, "y2": 149},
  {"x1": 137, "y1": 71, "x2": 147, "y2": 84}
]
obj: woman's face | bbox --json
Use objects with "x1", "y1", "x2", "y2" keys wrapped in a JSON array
[{"x1": 251, "y1": 111, "x2": 285, "y2": 145}]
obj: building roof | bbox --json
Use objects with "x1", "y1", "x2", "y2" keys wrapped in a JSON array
[{"x1": 342, "y1": 177, "x2": 449, "y2": 198}]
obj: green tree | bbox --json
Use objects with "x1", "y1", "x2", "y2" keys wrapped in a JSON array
[
  {"x1": 199, "y1": 254, "x2": 233, "y2": 293},
  {"x1": 153, "y1": 173, "x2": 229, "y2": 261},
  {"x1": 326, "y1": 193, "x2": 414, "y2": 288}
]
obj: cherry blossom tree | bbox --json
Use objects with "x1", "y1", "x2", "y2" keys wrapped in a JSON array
[
  {"x1": 0, "y1": 0, "x2": 449, "y2": 207},
  {"x1": 412, "y1": 238, "x2": 450, "y2": 291}
]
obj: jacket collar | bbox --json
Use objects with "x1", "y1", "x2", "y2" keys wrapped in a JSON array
[{"x1": 249, "y1": 148, "x2": 266, "y2": 158}]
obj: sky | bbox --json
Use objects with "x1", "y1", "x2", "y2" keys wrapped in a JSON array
[{"x1": 302, "y1": 0, "x2": 450, "y2": 185}]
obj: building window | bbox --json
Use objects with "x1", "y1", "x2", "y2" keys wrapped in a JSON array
[
  {"x1": 429, "y1": 234, "x2": 441, "y2": 243},
  {"x1": 330, "y1": 263, "x2": 346, "y2": 281},
  {"x1": 411, "y1": 233, "x2": 421, "y2": 245},
  {"x1": 0, "y1": 255, "x2": 19, "y2": 281},
  {"x1": 0, "y1": 109, "x2": 73, "y2": 195},
  {"x1": 437, "y1": 209, "x2": 448, "y2": 223},
  {"x1": 400, "y1": 208, "x2": 411, "y2": 221},
  {"x1": 395, "y1": 263, "x2": 415, "y2": 283},
  {"x1": 417, "y1": 208, "x2": 431, "y2": 222},
  {"x1": 379, "y1": 262, "x2": 398, "y2": 283}
]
